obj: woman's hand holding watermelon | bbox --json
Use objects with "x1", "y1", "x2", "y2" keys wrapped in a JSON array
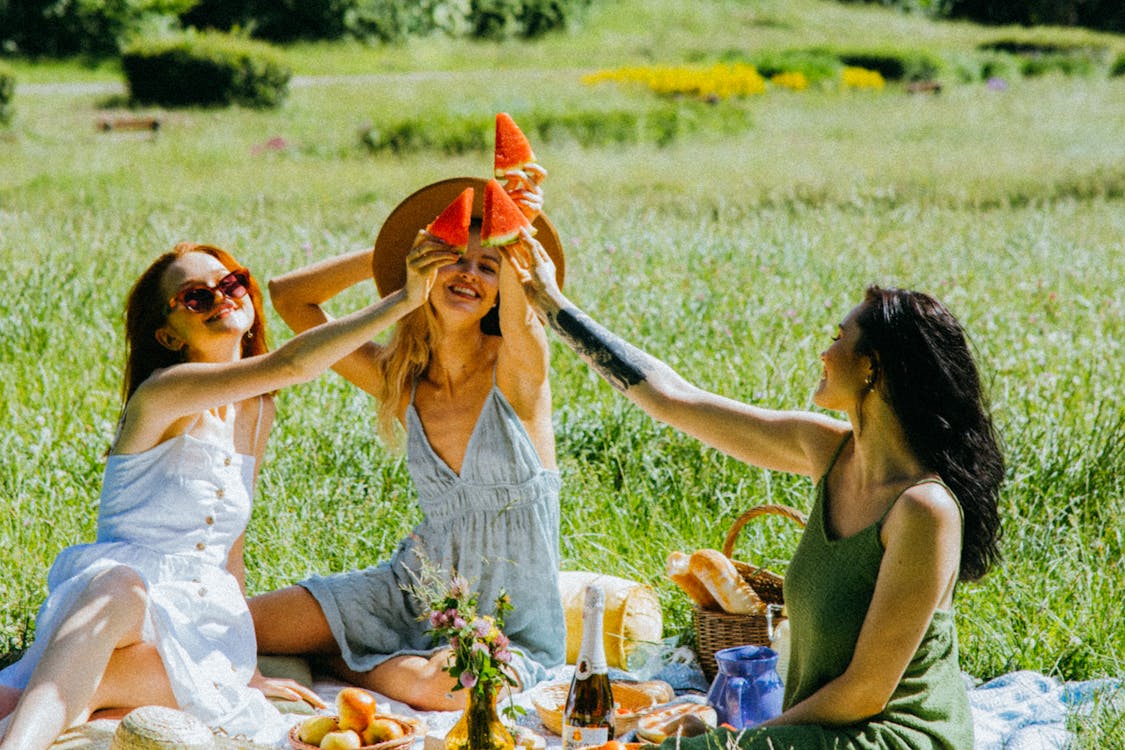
[
  {"x1": 403, "y1": 231, "x2": 463, "y2": 308},
  {"x1": 501, "y1": 226, "x2": 559, "y2": 310},
  {"x1": 501, "y1": 163, "x2": 546, "y2": 221}
]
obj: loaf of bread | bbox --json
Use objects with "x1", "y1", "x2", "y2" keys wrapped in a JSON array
[
  {"x1": 688, "y1": 548, "x2": 764, "y2": 615},
  {"x1": 666, "y1": 551, "x2": 720, "y2": 610}
]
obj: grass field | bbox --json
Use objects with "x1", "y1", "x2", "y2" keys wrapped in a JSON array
[{"x1": 2, "y1": 0, "x2": 1125, "y2": 743}]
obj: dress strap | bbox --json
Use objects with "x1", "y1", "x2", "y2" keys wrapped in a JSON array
[
  {"x1": 251, "y1": 395, "x2": 265, "y2": 450},
  {"x1": 877, "y1": 476, "x2": 961, "y2": 526}
]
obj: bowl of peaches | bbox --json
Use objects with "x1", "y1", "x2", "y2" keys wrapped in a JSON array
[{"x1": 290, "y1": 687, "x2": 420, "y2": 750}]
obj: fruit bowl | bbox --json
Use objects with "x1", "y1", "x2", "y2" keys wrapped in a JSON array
[
  {"x1": 288, "y1": 714, "x2": 417, "y2": 750},
  {"x1": 531, "y1": 681, "x2": 659, "y2": 737}
]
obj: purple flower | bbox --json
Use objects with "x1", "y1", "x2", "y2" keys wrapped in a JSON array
[
  {"x1": 429, "y1": 611, "x2": 444, "y2": 628},
  {"x1": 494, "y1": 649, "x2": 512, "y2": 664},
  {"x1": 471, "y1": 641, "x2": 489, "y2": 655},
  {"x1": 452, "y1": 615, "x2": 467, "y2": 630},
  {"x1": 459, "y1": 671, "x2": 478, "y2": 690},
  {"x1": 473, "y1": 618, "x2": 491, "y2": 638}
]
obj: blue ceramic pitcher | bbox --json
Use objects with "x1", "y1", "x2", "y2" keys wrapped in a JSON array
[{"x1": 706, "y1": 645, "x2": 784, "y2": 729}]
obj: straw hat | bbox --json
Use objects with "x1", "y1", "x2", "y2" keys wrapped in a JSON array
[
  {"x1": 46, "y1": 707, "x2": 273, "y2": 750},
  {"x1": 371, "y1": 176, "x2": 565, "y2": 297}
]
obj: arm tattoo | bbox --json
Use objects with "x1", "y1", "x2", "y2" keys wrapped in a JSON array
[{"x1": 548, "y1": 307, "x2": 651, "y2": 392}]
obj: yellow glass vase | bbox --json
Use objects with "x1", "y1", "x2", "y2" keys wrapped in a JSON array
[{"x1": 445, "y1": 683, "x2": 514, "y2": 750}]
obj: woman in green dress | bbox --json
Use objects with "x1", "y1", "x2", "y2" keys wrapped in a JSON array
[{"x1": 503, "y1": 234, "x2": 1004, "y2": 749}]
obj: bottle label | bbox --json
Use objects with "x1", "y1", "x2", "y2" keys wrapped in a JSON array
[
  {"x1": 562, "y1": 724, "x2": 610, "y2": 750},
  {"x1": 573, "y1": 656, "x2": 607, "y2": 680}
]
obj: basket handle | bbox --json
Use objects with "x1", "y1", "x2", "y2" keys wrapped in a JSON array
[{"x1": 721, "y1": 504, "x2": 808, "y2": 560}]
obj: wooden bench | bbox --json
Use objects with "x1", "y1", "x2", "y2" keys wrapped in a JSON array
[
  {"x1": 906, "y1": 80, "x2": 943, "y2": 95},
  {"x1": 96, "y1": 115, "x2": 162, "y2": 133}
]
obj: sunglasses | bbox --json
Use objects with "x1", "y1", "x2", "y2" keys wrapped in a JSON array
[{"x1": 167, "y1": 268, "x2": 252, "y2": 314}]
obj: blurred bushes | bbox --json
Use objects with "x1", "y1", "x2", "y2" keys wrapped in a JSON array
[
  {"x1": 0, "y1": 61, "x2": 13, "y2": 125},
  {"x1": 359, "y1": 105, "x2": 732, "y2": 155},
  {"x1": 180, "y1": 0, "x2": 590, "y2": 43},
  {"x1": 833, "y1": 0, "x2": 1125, "y2": 33},
  {"x1": 121, "y1": 32, "x2": 291, "y2": 108},
  {"x1": 0, "y1": 0, "x2": 196, "y2": 57},
  {"x1": 0, "y1": 0, "x2": 589, "y2": 56}
]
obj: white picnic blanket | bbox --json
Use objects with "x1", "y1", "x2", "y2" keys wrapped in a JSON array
[{"x1": 967, "y1": 670, "x2": 1123, "y2": 750}]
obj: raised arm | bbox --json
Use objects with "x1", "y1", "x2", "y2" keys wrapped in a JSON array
[
  {"x1": 118, "y1": 242, "x2": 458, "y2": 453},
  {"x1": 268, "y1": 247, "x2": 387, "y2": 395},
  {"x1": 503, "y1": 236, "x2": 848, "y2": 477}
]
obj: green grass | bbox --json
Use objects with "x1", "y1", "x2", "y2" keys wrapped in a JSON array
[{"x1": 2, "y1": 0, "x2": 1125, "y2": 742}]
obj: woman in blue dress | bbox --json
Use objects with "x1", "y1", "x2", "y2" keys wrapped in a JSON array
[
  {"x1": 0, "y1": 238, "x2": 458, "y2": 750},
  {"x1": 249, "y1": 174, "x2": 569, "y2": 711}
]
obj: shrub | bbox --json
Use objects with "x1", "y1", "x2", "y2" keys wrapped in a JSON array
[
  {"x1": 827, "y1": 47, "x2": 944, "y2": 82},
  {"x1": 0, "y1": 0, "x2": 196, "y2": 57},
  {"x1": 0, "y1": 62, "x2": 14, "y2": 125},
  {"x1": 359, "y1": 106, "x2": 707, "y2": 155},
  {"x1": 180, "y1": 0, "x2": 586, "y2": 42},
  {"x1": 122, "y1": 32, "x2": 291, "y2": 108},
  {"x1": 739, "y1": 49, "x2": 842, "y2": 86},
  {"x1": 1112, "y1": 54, "x2": 1125, "y2": 77}
]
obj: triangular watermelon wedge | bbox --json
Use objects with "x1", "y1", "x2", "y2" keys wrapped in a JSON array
[
  {"x1": 481, "y1": 179, "x2": 533, "y2": 248},
  {"x1": 494, "y1": 112, "x2": 536, "y2": 177},
  {"x1": 425, "y1": 187, "x2": 474, "y2": 250}
]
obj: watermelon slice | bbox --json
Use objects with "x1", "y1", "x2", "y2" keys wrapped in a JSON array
[
  {"x1": 481, "y1": 179, "x2": 533, "y2": 248},
  {"x1": 425, "y1": 187, "x2": 474, "y2": 250},
  {"x1": 493, "y1": 112, "x2": 536, "y2": 177}
]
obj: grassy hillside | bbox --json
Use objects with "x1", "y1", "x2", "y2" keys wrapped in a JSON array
[{"x1": 2, "y1": 0, "x2": 1125, "y2": 744}]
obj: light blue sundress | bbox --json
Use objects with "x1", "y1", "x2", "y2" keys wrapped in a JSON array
[{"x1": 301, "y1": 379, "x2": 565, "y2": 688}]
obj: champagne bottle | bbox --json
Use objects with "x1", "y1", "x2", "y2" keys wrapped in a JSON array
[{"x1": 562, "y1": 584, "x2": 615, "y2": 750}]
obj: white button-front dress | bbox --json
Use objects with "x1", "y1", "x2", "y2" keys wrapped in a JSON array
[{"x1": 0, "y1": 433, "x2": 290, "y2": 745}]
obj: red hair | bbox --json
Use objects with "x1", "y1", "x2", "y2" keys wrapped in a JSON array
[{"x1": 122, "y1": 242, "x2": 269, "y2": 402}]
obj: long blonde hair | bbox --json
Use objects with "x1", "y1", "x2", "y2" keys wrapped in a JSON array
[{"x1": 372, "y1": 304, "x2": 442, "y2": 444}]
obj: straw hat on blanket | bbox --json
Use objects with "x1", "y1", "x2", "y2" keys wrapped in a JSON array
[
  {"x1": 48, "y1": 706, "x2": 274, "y2": 750},
  {"x1": 371, "y1": 176, "x2": 565, "y2": 297}
]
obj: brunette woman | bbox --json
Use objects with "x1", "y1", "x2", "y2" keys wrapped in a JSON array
[
  {"x1": 0, "y1": 239, "x2": 455, "y2": 750},
  {"x1": 505, "y1": 236, "x2": 1003, "y2": 749}
]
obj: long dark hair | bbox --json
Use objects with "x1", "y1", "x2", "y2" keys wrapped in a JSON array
[
  {"x1": 122, "y1": 242, "x2": 269, "y2": 403},
  {"x1": 855, "y1": 285, "x2": 1004, "y2": 582}
]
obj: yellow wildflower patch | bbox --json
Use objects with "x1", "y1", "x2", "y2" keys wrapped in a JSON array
[{"x1": 840, "y1": 66, "x2": 885, "y2": 90}]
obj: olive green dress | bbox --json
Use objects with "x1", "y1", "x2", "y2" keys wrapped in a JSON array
[{"x1": 667, "y1": 435, "x2": 974, "y2": 750}]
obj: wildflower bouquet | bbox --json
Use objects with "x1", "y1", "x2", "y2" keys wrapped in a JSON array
[{"x1": 412, "y1": 567, "x2": 518, "y2": 696}]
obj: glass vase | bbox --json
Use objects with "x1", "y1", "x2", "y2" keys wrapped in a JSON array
[{"x1": 445, "y1": 682, "x2": 514, "y2": 750}]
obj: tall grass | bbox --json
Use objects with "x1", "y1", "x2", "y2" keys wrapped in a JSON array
[{"x1": 2, "y1": 0, "x2": 1125, "y2": 741}]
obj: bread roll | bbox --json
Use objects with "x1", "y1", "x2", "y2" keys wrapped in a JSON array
[
  {"x1": 666, "y1": 551, "x2": 720, "y2": 610},
  {"x1": 688, "y1": 549, "x2": 764, "y2": 615}
]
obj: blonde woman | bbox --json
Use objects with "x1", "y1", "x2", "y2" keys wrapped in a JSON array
[{"x1": 249, "y1": 176, "x2": 568, "y2": 711}]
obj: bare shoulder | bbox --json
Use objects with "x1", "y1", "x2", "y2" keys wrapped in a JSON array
[{"x1": 886, "y1": 480, "x2": 962, "y2": 536}]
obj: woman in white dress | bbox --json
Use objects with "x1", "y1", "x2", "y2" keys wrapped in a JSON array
[{"x1": 0, "y1": 238, "x2": 459, "y2": 750}]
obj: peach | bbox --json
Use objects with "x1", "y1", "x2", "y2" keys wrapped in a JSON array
[
  {"x1": 361, "y1": 717, "x2": 406, "y2": 745},
  {"x1": 297, "y1": 715, "x2": 339, "y2": 745},
  {"x1": 320, "y1": 729, "x2": 363, "y2": 750},
  {"x1": 336, "y1": 687, "x2": 379, "y2": 733}
]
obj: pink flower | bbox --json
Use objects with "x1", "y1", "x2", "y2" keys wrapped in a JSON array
[{"x1": 459, "y1": 671, "x2": 478, "y2": 690}]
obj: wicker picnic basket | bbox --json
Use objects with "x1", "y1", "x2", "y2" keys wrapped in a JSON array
[{"x1": 692, "y1": 504, "x2": 807, "y2": 682}]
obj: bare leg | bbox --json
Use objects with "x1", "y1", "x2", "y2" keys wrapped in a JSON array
[
  {"x1": 0, "y1": 566, "x2": 149, "y2": 750},
  {"x1": 249, "y1": 585, "x2": 338, "y2": 655},
  {"x1": 333, "y1": 651, "x2": 466, "y2": 711}
]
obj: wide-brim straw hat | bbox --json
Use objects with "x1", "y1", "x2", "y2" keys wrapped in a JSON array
[
  {"x1": 47, "y1": 706, "x2": 275, "y2": 750},
  {"x1": 372, "y1": 176, "x2": 565, "y2": 297}
]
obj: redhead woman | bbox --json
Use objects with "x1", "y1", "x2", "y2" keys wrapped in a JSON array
[
  {"x1": 0, "y1": 239, "x2": 458, "y2": 750},
  {"x1": 505, "y1": 237, "x2": 1004, "y2": 750},
  {"x1": 248, "y1": 175, "x2": 568, "y2": 711}
]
